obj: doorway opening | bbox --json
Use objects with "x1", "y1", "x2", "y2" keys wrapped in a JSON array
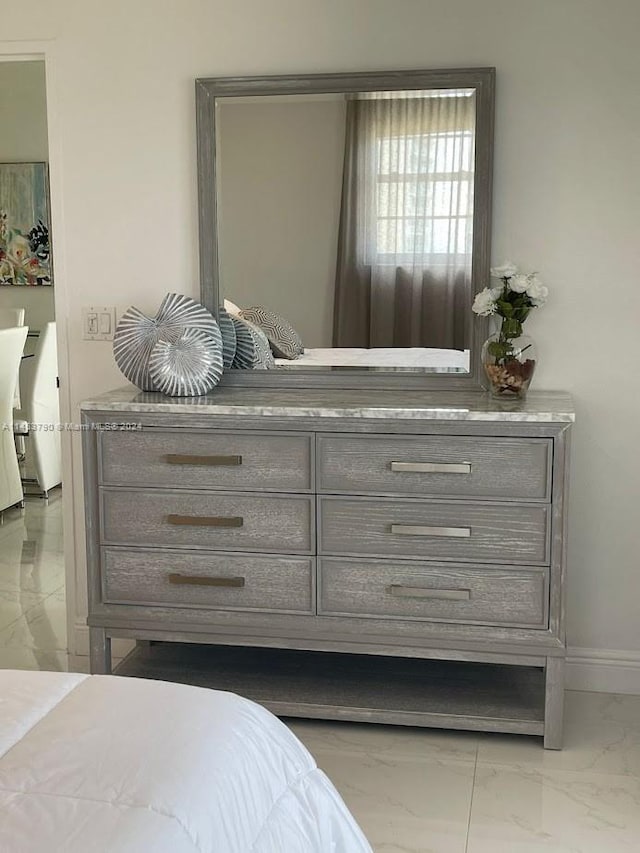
[{"x1": 0, "y1": 57, "x2": 66, "y2": 670}]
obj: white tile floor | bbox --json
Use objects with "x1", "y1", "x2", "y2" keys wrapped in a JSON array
[
  {"x1": 1, "y1": 496, "x2": 640, "y2": 852},
  {"x1": 289, "y1": 698, "x2": 640, "y2": 852},
  {"x1": 0, "y1": 491, "x2": 67, "y2": 672}
]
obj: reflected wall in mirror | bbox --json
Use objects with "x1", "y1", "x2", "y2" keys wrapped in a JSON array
[{"x1": 197, "y1": 69, "x2": 494, "y2": 387}]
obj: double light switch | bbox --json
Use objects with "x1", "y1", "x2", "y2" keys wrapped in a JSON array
[{"x1": 82, "y1": 306, "x2": 116, "y2": 340}]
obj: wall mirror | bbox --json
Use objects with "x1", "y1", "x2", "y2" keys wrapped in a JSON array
[{"x1": 196, "y1": 68, "x2": 494, "y2": 389}]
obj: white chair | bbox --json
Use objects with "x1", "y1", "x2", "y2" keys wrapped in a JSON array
[
  {"x1": 13, "y1": 322, "x2": 62, "y2": 498},
  {"x1": 0, "y1": 308, "x2": 26, "y2": 409},
  {"x1": 0, "y1": 326, "x2": 28, "y2": 515}
]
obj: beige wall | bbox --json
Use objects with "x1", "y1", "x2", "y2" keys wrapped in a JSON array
[
  {"x1": 3, "y1": 0, "x2": 640, "y2": 683},
  {"x1": 0, "y1": 60, "x2": 47, "y2": 161},
  {"x1": 0, "y1": 285, "x2": 55, "y2": 333},
  {"x1": 218, "y1": 97, "x2": 345, "y2": 347},
  {"x1": 0, "y1": 60, "x2": 54, "y2": 331}
]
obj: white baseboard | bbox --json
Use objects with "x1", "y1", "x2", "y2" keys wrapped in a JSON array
[
  {"x1": 566, "y1": 647, "x2": 640, "y2": 695},
  {"x1": 72, "y1": 626, "x2": 640, "y2": 696}
]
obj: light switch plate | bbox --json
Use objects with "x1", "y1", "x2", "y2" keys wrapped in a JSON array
[{"x1": 82, "y1": 306, "x2": 116, "y2": 341}]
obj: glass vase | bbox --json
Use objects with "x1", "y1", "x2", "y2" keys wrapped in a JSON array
[{"x1": 481, "y1": 332, "x2": 537, "y2": 398}]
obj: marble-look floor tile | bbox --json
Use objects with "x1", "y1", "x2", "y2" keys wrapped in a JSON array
[
  {"x1": 0, "y1": 503, "x2": 26, "y2": 531},
  {"x1": 0, "y1": 586, "x2": 50, "y2": 632},
  {"x1": 0, "y1": 567, "x2": 64, "y2": 601},
  {"x1": 0, "y1": 493, "x2": 62, "y2": 528},
  {"x1": 0, "y1": 491, "x2": 67, "y2": 672},
  {"x1": 0, "y1": 562, "x2": 64, "y2": 598},
  {"x1": 0, "y1": 647, "x2": 68, "y2": 672},
  {"x1": 0, "y1": 529, "x2": 64, "y2": 556},
  {"x1": 0, "y1": 497, "x2": 62, "y2": 541},
  {"x1": 0, "y1": 535, "x2": 65, "y2": 596},
  {"x1": 314, "y1": 749, "x2": 475, "y2": 853},
  {"x1": 0, "y1": 504, "x2": 62, "y2": 536},
  {"x1": 477, "y1": 692, "x2": 640, "y2": 777},
  {"x1": 288, "y1": 719, "x2": 478, "y2": 763},
  {"x1": 1, "y1": 530, "x2": 65, "y2": 559},
  {"x1": 571, "y1": 691, "x2": 640, "y2": 728},
  {"x1": 467, "y1": 764, "x2": 640, "y2": 852},
  {"x1": 0, "y1": 587, "x2": 67, "y2": 652}
]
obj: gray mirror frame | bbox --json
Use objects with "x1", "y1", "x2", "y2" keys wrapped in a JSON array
[{"x1": 196, "y1": 67, "x2": 494, "y2": 390}]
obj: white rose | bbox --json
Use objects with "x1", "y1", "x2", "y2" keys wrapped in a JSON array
[
  {"x1": 490, "y1": 261, "x2": 518, "y2": 279},
  {"x1": 509, "y1": 274, "x2": 529, "y2": 293},
  {"x1": 526, "y1": 275, "x2": 548, "y2": 306},
  {"x1": 7, "y1": 234, "x2": 31, "y2": 264},
  {"x1": 472, "y1": 287, "x2": 499, "y2": 316}
]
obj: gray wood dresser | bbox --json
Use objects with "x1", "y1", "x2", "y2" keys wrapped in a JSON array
[{"x1": 81, "y1": 387, "x2": 574, "y2": 748}]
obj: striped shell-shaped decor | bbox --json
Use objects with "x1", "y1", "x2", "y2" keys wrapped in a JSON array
[
  {"x1": 230, "y1": 315, "x2": 276, "y2": 370},
  {"x1": 113, "y1": 293, "x2": 223, "y2": 395},
  {"x1": 112, "y1": 305, "x2": 162, "y2": 392},
  {"x1": 218, "y1": 307, "x2": 237, "y2": 369},
  {"x1": 154, "y1": 292, "x2": 219, "y2": 339},
  {"x1": 239, "y1": 305, "x2": 304, "y2": 360},
  {"x1": 149, "y1": 327, "x2": 223, "y2": 396}
]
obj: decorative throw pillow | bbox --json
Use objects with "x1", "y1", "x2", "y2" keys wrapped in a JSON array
[
  {"x1": 223, "y1": 298, "x2": 242, "y2": 316},
  {"x1": 230, "y1": 315, "x2": 276, "y2": 370},
  {"x1": 239, "y1": 306, "x2": 304, "y2": 360},
  {"x1": 217, "y1": 307, "x2": 237, "y2": 369}
]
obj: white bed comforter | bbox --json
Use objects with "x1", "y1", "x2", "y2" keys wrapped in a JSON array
[{"x1": 0, "y1": 670, "x2": 372, "y2": 853}]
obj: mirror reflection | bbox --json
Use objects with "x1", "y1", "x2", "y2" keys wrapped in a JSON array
[{"x1": 216, "y1": 88, "x2": 476, "y2": 372}]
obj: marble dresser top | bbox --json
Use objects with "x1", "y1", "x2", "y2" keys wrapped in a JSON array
[{"x1": 81, "y1": 385, "x2": 575, "y2": 423}]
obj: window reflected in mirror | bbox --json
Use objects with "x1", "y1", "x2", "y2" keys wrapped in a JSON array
[{"x1": 215, "y1": 89, "x2": 477, "y2": 373}]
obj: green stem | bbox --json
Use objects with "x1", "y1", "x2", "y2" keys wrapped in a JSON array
[
  {"x1": 497, "y1": 326, "x2": 513, "y2": 366},
  {"x1": 496, "y1": 332, "x2": 531, "y2": 366}
]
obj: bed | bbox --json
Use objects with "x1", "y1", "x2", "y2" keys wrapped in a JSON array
[
  {"x1": 0, "y1": 670, "x2": 372, "y2": 853},
  {"x1": 276, "y1": 346, "x2": 470, "y2": 371}
]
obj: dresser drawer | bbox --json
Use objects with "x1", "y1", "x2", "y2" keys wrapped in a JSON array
[
  {"x1": 101, "y1": 489, "x2": 313, "y2": 554},
  {"x1": 102, "y1": 548, "x2": 314, "y2": 614},
  {"x1": 319, "y1": 497, "x2": 549, "y2": 565},
  {"x1": 317, "y1": 434, "x2": 551, "y2": 501},
  {"x1": 99, "y1": 430, "x2": 312, "y2": 492},
  {"x1": 319, "y1": 558, "x2": 548, "y2": 628}
]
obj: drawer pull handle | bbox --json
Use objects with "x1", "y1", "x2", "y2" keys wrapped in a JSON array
[
  {"x1": 164, "y1": 454, "x2": 242, "y2": 467},
  {"x1": 390, "y1": 461, "x2": 472, "y2": 474},
  {"x1": 166, "y1": 514, "x2": 244, "y2": 528},
  {"x1": 390, "y1": 524, "x2": 471, "y2": 538},
  {"x1": 169, "y1": 573, "x2": 245, "y2": 588},
  {"x1": 387, "y1": 584, "x2": 471, "y2": 601}
]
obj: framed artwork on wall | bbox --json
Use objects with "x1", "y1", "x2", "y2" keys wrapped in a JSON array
[{"x1": 0, "y1": 162, "x2": 52, "y2": 286}]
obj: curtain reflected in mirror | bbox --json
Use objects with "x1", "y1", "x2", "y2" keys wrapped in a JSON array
[{"x1": 334, "y1": 90, "x2": 474, "y2": 352}]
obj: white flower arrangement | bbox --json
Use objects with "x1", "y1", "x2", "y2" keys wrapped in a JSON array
[
  {"x1": 473, "y1": 261, "x2": 549, "y2": 393},
  {"x1": 472, "y1": 261, "x2": 548, "y2": 330}
]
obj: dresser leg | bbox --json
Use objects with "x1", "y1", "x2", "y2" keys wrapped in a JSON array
[
  {"x1": 543, "y1": 656, "x2": 565, "y2": 749},
  {"x1": 89, "y1": 627, "x2": 112, "y2": 675}
]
